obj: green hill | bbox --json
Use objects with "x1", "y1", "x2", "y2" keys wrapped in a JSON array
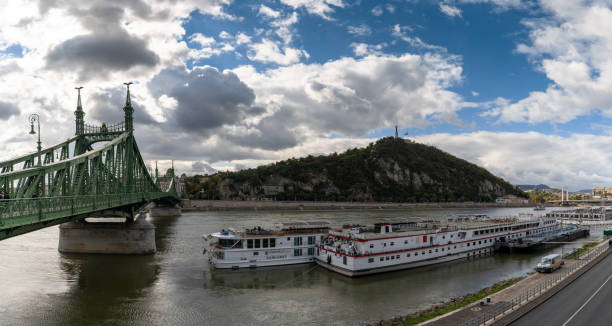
[{"x1": 186, "y1": 137, "x2": 526, "y2": 202}]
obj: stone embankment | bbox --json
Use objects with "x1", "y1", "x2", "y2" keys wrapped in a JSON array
[{"x1": 181, "y1": 199, "x2": 536, "y2": 212}]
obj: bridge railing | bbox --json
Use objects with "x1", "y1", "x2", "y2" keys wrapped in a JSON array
[
  {"x1": 0, "y1": 191, "x2": 171, "y2": 223},
  {"x1": 84, "y1": 122, "x2": 125, "y2": 134}
]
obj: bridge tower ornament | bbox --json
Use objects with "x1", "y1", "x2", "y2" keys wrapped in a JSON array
[
  {"x1": 123, "y1": 82, "x2": 134, "y2": 132},
  {"x1": 74, "y1": 86, "x2": 84, "y2": 136}
]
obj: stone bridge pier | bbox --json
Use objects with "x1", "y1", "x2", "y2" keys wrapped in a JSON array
[{"x1": 58, "y1": 216, "x2": 156, "y2": 254}]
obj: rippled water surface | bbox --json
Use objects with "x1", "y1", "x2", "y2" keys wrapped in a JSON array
[{"x1": 0, "y1": 207, "x2": 601, "y2": 325}]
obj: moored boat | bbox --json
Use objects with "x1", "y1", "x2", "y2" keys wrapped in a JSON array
[
  {"x1": 315, "y1": 217, "x2": 560, "y2": 277},
  {"x1": 205, "y1": 221, "x2": 330, "y2": 269}
]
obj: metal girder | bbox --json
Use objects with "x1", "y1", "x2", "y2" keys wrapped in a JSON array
[{"x1": 0, "y1": 129, "x2": 179, "y2": 241}]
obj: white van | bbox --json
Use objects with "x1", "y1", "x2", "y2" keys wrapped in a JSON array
[{"x1": 536, "y1": 254, "x2": 562, "y2": 273}]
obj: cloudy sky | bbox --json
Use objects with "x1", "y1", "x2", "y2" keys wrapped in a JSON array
[{"x1": 1, "y1": 0, "x2": 612, "y2": 190}]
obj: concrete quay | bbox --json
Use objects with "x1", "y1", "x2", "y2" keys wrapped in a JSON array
[
  {"x1": 421, "y1": 240, "x2": 611, "y2": 326},
  {"x1": 181, "y1": 199, "x2": 535, "y2": 212}
]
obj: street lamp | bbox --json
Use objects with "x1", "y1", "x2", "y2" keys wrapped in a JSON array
[{"x1": 29, "y1": 114, "x2": 41, "y2": 166}]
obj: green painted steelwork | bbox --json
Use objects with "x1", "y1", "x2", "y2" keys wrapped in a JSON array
[{"x1": 0, "y1": 86, "x2": 178, "y2": 241}]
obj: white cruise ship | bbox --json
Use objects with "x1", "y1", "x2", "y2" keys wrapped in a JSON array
[
  {"x1": 315, "y1": 217, "x2": 559, "y2": 277},
  {"x1": 206, "y1": 221, "x2": 330, "y2": 269}
]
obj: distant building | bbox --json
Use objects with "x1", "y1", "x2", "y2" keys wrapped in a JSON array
[
  {"x1": 593, "y1": 187, "x2": 612, "y2": 197},
  {"x1": 262, "y1": 185, "x2": 283, "y2": 196},
  {"x1": 495, "y1": 194, "x2": 529, "y2": 204}
]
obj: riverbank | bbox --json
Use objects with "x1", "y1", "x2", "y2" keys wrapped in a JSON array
[
  {"x1": 181, "y1": 199, "x2": 538, "y2": 212},
  {"x1": 369, "y1": 277, "x2": 525, "y2": 326},
  {"x1": 374, "y1": 238, "x2": 610, "y2": 326}
]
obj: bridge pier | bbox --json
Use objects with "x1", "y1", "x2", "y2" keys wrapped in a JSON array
[{"x1": 58, "y1": 218, "x2": 156, "y2": 254}]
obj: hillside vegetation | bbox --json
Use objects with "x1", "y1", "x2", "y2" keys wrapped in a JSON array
[{"x1": 186, "y1": 137, "x2": 526, "y2": 202}]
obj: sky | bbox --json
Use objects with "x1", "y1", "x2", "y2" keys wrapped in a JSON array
[{"x1": 1, "y1": 0, "x2": 612, "y2": 190}]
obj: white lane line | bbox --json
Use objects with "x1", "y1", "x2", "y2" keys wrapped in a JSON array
[{"x1": 562, "y1": 273, "x2": 612, "y2": 326}]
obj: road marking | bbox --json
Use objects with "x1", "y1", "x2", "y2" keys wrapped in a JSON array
[{"x1": 562, "y1": 273, "x2": 612, "y2": 326}]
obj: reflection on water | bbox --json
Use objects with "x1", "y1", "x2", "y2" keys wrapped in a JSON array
[{"x1": 0, "y1": 207, "x2": 601, "y2": 325}]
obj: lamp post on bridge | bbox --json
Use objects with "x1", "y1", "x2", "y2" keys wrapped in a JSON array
[{"x1": 29, "y1": 114, "x2": 42, "y2": 167}]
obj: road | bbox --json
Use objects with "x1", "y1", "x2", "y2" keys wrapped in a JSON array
[{"x1": 512, "y1": 249, "x2": 612, "y2": 326}]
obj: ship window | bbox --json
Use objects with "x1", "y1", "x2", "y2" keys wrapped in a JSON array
[
  {"x1": 380, "y1": 257, "x2": 384, "y2": 261},
  {"x1": 396, "y1": 255, "x2": 400, "y2": 259},
  {"x1": 369, "y1": 258, "x2": 374, "y2": 263},
  {"x1": 407, "y1": 253, "x2": 411, "y2": 257},
  {"x1": 391, "y1": 255, "x2": 394, "y2": 260},
  {"x1": 442, "y1": 235, "x2": 445, "y2": 239},
  {"x1": 441, "y1": 248, "x2": 444, "y2": 251},
  {"x1": 308, "y1": 248, "x2": 315, "y2": 256},
  {"x1": 454, "y1": 246, "x2": 457, "y2": 249},
  {"x1": 415, "y1": 252, "x2": 418, "y2": 256},
  {"x1": 386, "y1": 256, "x2": 390, "y2": 260},
  {"x1": 287, "y1": 237, "x2": 291, "y2": 241},
  {"x1": 451, "y1": 234, "x2": 454, "y2": 238},
  {"x1": 308, "y1": 236, "x2": 316, "y2": 245},
  {"x1": 294, "y1": 249, "x2": 302, "y2": 256},
  {"x1": 253, "y1": 251, "x2": 259, "y2": 256},
  {"x1": 467, "y1": 243, "x2": 470, "y2": 247},
  {"x1": 404, "y1": 240, "x2": 408, "y2": 244},
  {"x1": 384, "y1": 243, "x2": 387, "y2": 247},
  {"x1": 473, "y1": 242, "x2": 476, "y2": 245},
  {"x1": 429, "y1": 250, "x2": 432, "y2": 253},
  {"x1": 390, "y1": 242, "x2": 394, "y2": 246},
  {"x1": 270, "y1": 238, "x2": 276, "y2": 248},
  {"x1": 479, "y1": 241, "x2": 481, "y2": 244},
  {"x1": 255, "y1": 239, "x2": 261, "y2": 248},
  {"x1": 343, "y1": 256, "x2": 347, "y2": 265},
  {"x1": 435, "y1": 249, "x2": 438, "y2": 252},
  {"x1": 294, "y1": 237, "x2": 303, "y2": 246},
  {"x1": 370, "y1": 244, "x2": 374, "y2": 248},
  {"x1": 422, "y1": 251, "x2": 425, "y2": 255},
  {"x1": 263, "y1": 239, "x2": 269, "y2": 248},
  {"x1": 247, "y1": 239, "x2": 254, "y2": 249}
]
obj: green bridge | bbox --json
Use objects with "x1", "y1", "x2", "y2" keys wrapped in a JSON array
[{"x1": 0, "y1": 85, "x2": 179, "y2": 241}]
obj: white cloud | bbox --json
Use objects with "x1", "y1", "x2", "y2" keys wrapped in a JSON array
[
  {"x1": 236, "y1": 32, "x2": 252, "y2": 45},
  {"x1": 417, "y1": 131, "x2": 612, "y2": 190},
  {"x1": 392, "y1": 24, "x2": 447, "y2": 52},
  {"x1": 458, "y1": 0, "x2": 528, "y2": 11},
  {"x1": 385, "y1": 4, "x2": 395, "y2": 13},
  {"x1": 234, "y1": 52, "x2": 468, "y2": 138},
  {"x1": 350, "y1": 43, "x2": 386, "y2": 56},
  {"x1": 347, "y1": 24, "x2": 372, "y2": 36},
  {"x1": 371, "y1": 5, "x2": 384, "y2": 16},
  {"x1": 189, "y1": 33, "x2": 215, "y2": 47},
  {"x1": 258, "y1": 4, "x2": 281, "y2": 18},
  {"x1": 247, "y1": 39, "x2": 306, "y2": 65},
  {"x1": 440, "y1": 3, "x2": 463, "y2": 17},
  {"x1": 280, "y1": 0, "x2": 344, "y2": 19},
  {"x1": 219, "y1": 30, "x2": 232, "y2": 39},
  {"x1": 487, "y1": 1, "x2": 612, "y2": 124}
]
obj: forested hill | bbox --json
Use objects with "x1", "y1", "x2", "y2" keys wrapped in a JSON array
[{"x1": 186, "y1": 137, "x2": 527, "y2": 202}]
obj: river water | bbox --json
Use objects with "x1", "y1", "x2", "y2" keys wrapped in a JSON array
[{"x1": 0, "y1": 207, "x2": 602, "y2": 325}]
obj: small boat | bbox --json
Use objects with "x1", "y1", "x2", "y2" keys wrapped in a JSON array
[{"x1": 534, "y1": 205, "x2": 545, "y2": 211}]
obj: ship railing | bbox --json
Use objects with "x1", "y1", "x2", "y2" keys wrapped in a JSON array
[{"x1": 458, "y1": 244, "x2": 609, "y2": 326}]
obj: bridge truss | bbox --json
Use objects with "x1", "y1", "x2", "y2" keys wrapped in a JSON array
[{"x1": 0, "y1": 85, "x2": 179, "y2": 240}]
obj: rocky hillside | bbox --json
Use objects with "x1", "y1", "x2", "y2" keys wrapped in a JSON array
[{"x1": 186, "y1": 137, "x2": 526, "y2": 202}]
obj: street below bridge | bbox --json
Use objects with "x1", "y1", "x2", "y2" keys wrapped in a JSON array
[{"x1": 512, "y1": 245, "x2": 612, "y2": 326}]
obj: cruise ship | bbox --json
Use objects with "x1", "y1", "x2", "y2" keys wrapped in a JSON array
[
  {"x1": 315, "y1": 217, "x2": 559, "y2": 277},
  {"x1": 206, "y1": 221, "x2": 330, "y2": 269}
]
